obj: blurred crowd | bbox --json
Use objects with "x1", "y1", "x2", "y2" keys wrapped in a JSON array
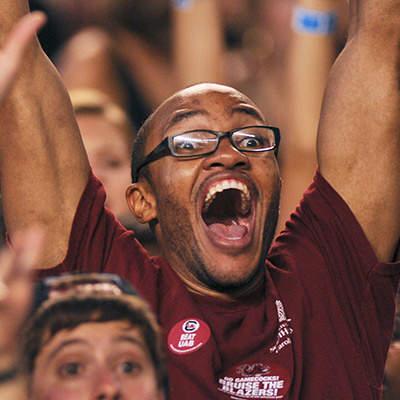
[{"x1": 2, "y1": 1, "x2": 400, "y2": 399}]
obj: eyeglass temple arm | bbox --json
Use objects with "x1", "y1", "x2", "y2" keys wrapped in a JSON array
[
  {"x1": 273, "y1": 127, "x2": 281, "y2": 156},
  {"x1": 134, "y1": 137, "x2": 170, "y2": 182}
]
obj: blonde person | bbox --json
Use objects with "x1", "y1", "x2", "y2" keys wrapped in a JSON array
[{"x1": 70, "y1": 88, "x2": 159, "y2": 255}]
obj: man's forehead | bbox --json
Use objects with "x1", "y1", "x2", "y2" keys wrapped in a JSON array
[
  {"x1": 155, "y1": 84, "x2": 265, "y2": 135},
  {"x1": 177, "y1": 82, "x2": 244, "y2": 98},
  {"x1": 169, "y1": 83, "x2": 260, "y2": 112}
]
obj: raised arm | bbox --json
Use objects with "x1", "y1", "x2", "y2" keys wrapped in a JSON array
[
  {"x1": 171, "y1": 0, "x2": 225, "y2": 88},
  {"x1": 0, "y1": 2, "x2": 90, "y2": 268},
  {"x1": 278, "y1": 0, "x2": 346, "y2": 233},
  {"x1": 317, "y1": 0, "x2": 400, "y2": 261}
]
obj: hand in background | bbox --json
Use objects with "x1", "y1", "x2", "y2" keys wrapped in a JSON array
[
  {"x1": 0, "y1": 11, "x2": 46, "y2": 108},
  {"x1": 0, "y1": 227, "x2": 46, "y2": 364}
]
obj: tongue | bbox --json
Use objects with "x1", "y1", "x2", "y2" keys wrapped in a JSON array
[{"x1": 208, "y1": 223, "x2": 248, "y2": 240}]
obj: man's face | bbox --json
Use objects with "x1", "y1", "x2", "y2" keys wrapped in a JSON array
[
  {"x1": 30, "y1": 321, "x2": 164, "y2": 400},
  {"x1": 143, "y1": 84, "x2": 281, "y2": 296}
]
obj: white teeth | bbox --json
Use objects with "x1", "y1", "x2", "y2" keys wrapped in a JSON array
[
  {"x1": 202, "y1": 179, "x2": 251, "y2": 214},
  {"x1": 240, "y1": 193, "x2": 249, "y2": 212},
  {"x1": 231, "y1": 181, "x2": 239, "y2": 189},
  {"x1": 222, "y1": 181, "x2": 230, "y2": 190}
]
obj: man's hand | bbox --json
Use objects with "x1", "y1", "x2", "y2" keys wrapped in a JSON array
[{"x1": 0, "y1": 12, "x2": 46, "y2": 108}]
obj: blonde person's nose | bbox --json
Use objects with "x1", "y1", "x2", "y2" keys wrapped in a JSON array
[{"x1": 94, "y1": 366, "x2": 122, "y2": 400}]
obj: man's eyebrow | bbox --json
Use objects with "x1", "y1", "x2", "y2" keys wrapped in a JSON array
[
  {"x1": 163, "y1": 109, "x2": 208, "y2": 133},
  {"x1": 231, "y1": 106, "x2": 265, "y2": 123},
  {"x1": 163, "y1": 105, "x2": 265, "y2": 134}
]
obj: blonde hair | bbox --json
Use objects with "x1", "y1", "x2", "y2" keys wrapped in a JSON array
[{"x1": 69, "y1": 88, "x2": 136, "y2": 147}]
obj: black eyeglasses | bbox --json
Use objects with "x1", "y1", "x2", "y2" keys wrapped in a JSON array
[{"x1": 133, "y1": 125, "x2": 280, "y2": 182}]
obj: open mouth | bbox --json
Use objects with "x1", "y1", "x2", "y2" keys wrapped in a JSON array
[{"x1": 201, "y1": 179, "x2": 253, "y2": 242}]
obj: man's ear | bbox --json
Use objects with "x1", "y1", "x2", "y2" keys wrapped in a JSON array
[{"x1": 126, "y1": 181, "x2": 157, "y2": 223}]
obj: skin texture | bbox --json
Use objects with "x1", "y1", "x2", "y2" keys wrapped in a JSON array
[
  {"x1": 127, "y1": 84, "x2": 281, "y2": 299},
  {"x1": 30, "y1": 321, "x2": 164, "y2": 400}
]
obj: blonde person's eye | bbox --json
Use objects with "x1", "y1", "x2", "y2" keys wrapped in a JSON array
[
  {"x1": 58, "y1": 363, "x2": 82, "y2": 378},
  {"x1": 119, "y1": 361, "x2": 142, "y2": 375}
]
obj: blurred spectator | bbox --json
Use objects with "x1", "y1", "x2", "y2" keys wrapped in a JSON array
[
  {"x1": 25, "y1": 272, "x2": 167, "y2": 400},
  {"x1": 383, "y1": 292, "x2": 400, "y2": 400},
  {"x1": 70, "y1": 88, "x2": 159, "y2": 255},
  {"x1": 55, "y1": 27, "x2": 151, "y2": 130},
  {"x1": 0, "y1": 227, "x2": 45, "y2": 400}
]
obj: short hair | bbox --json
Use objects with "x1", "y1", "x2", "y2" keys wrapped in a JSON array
[
  {"x1": 131, "y1": 106, "x2": 159, "y2": 185},
  {"x1": 23, "y1": 273, "x2": 167, "y2": 394}
]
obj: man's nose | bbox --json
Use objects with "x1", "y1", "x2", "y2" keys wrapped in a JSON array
[{"x1": 202, "y1": 137, "x2": 250, "y2": 171}]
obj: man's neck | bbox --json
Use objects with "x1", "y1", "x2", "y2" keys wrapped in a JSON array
[{"x1": 177, "y1": 269, "x2": 265, "y2": 301}]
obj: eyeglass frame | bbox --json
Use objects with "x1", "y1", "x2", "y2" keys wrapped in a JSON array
[{"x1": 133, "y1": 125, "x2": 281, "y2": 182}]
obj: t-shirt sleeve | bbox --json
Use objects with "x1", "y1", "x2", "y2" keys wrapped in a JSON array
[
  {"x1": 269, "y1": 167, "x2": 400, "y2": 391},
  {"x1": 35, "y1": 171, "x2": 153, "y2": 283}
]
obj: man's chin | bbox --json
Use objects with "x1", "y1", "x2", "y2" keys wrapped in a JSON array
[{"x1": 198, "y1": 263, "x2": 265, "y2": 296}]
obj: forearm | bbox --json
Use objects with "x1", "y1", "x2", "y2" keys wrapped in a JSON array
[
  {"x1": 317, "y1": 0, "x2": 400, "y2": 261},
  {"x1": 277, "y1": 0, "x2": 343, "y2": 232},
  {"x1": 286, "y1": 0, "x2": 341, "y2": 152},
  {"x1": 172, "y1": 0, "x2": 225, "y2": 88},
  {"x1": 0, "y1": 5, "x2": 90, "y2": 266}
]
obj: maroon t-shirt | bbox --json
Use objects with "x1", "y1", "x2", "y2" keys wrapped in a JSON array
[{"x1": 37, "y1": 170, "x2": 400, "y2": 399}]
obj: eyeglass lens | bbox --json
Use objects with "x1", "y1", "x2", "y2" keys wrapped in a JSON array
[{"x1": 171, "y1": 127, "x2": 276, "y2": 156}]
